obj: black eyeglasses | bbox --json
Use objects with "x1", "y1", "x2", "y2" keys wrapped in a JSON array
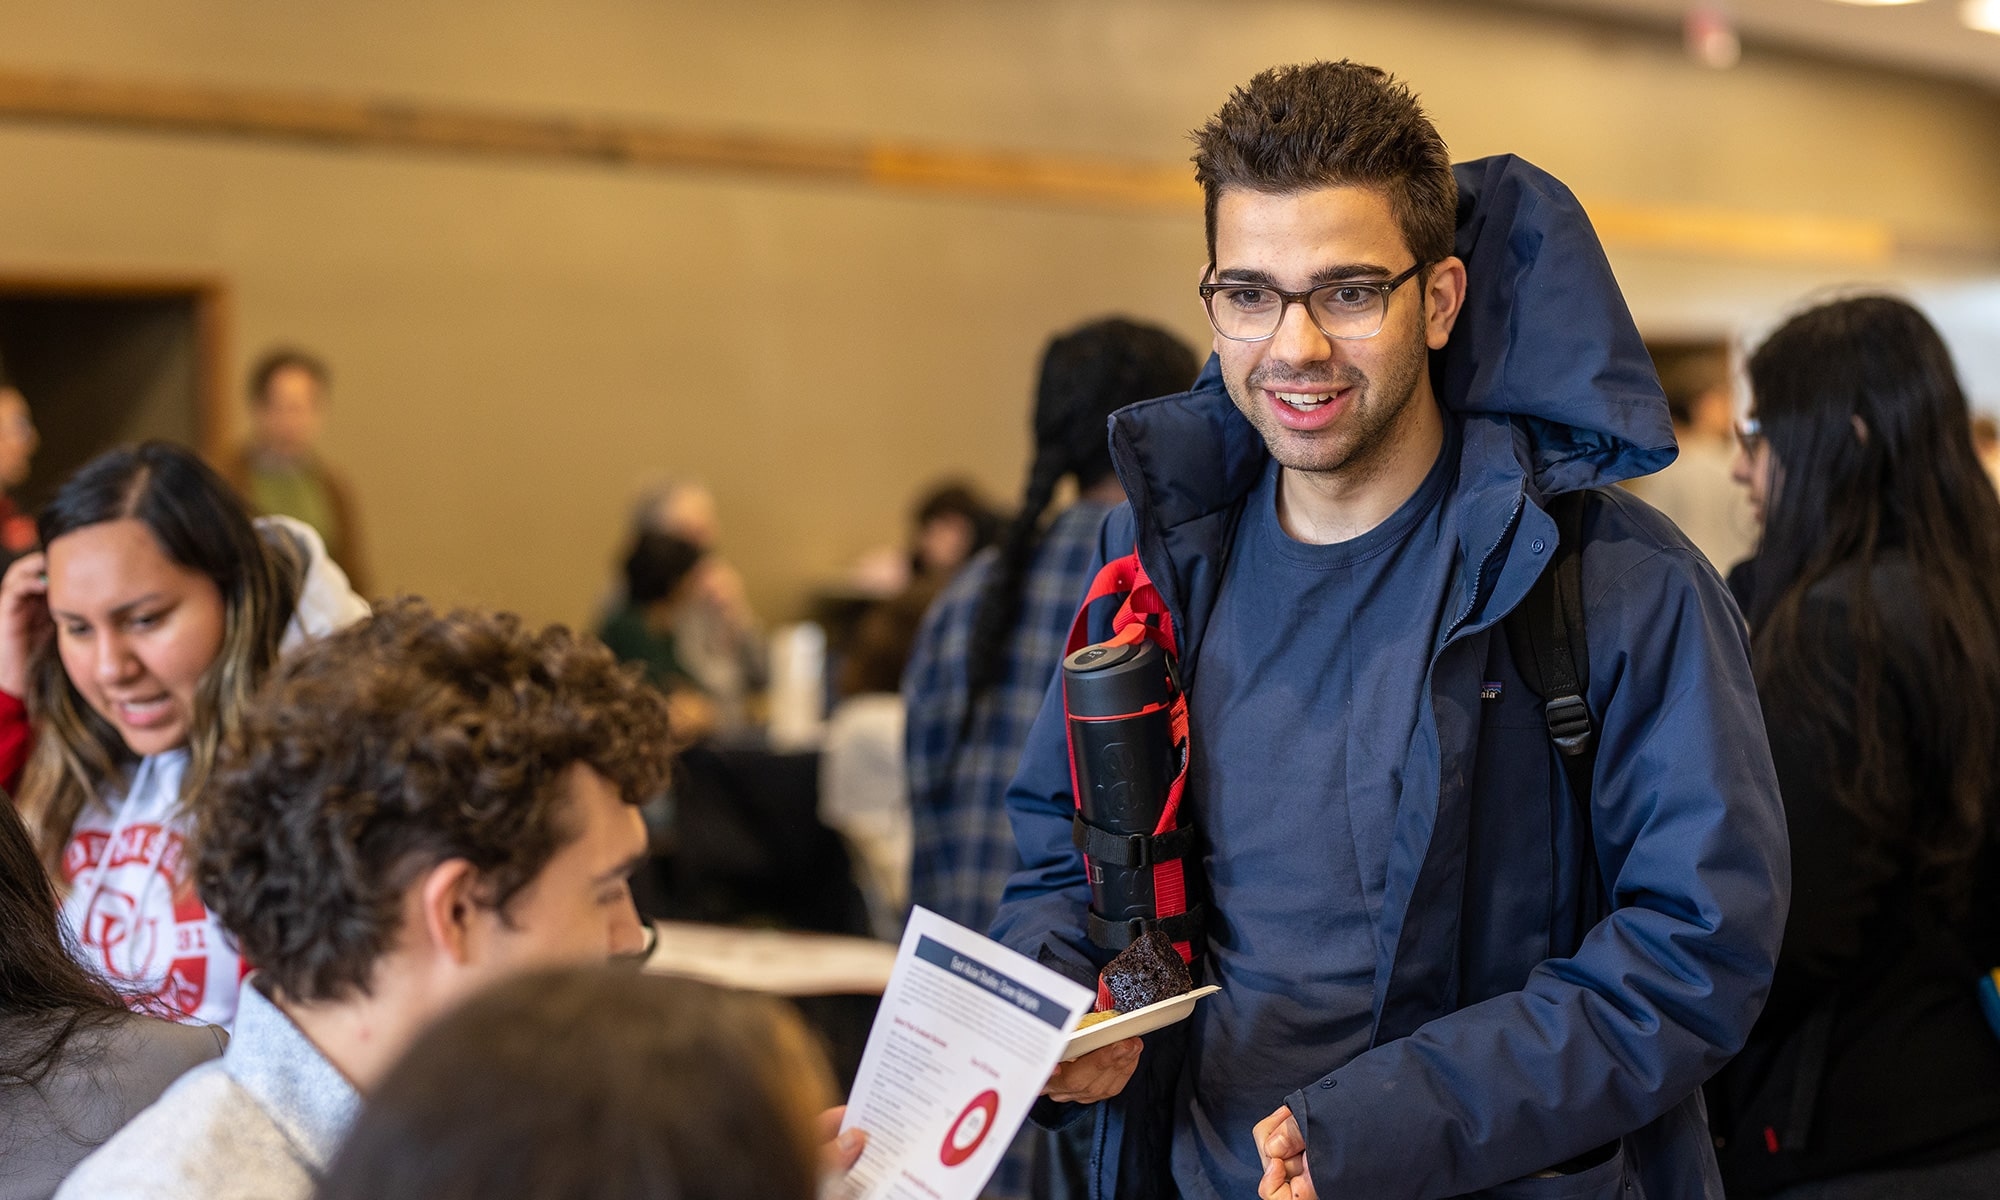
[
  {"x1": 1199, "y1": 261, "x2": 1428, "y2": 343},
  {"x1": 1735, "y1": 416, "x2": 1765, "y2": 455}
]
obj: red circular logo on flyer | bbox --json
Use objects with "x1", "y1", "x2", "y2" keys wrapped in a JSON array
[{"x1": 939, "y1": 1089, "x2": 1001, "y2": 1167}]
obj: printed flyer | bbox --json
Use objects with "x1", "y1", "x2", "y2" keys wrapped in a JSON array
[{"x1": 837, "y1": 907, "x2": 1094, "y2": 1200}]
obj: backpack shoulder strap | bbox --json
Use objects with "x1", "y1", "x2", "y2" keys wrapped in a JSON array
[{"x1": 1503, "y1": 490, "x2": 1596, "y2": 810}]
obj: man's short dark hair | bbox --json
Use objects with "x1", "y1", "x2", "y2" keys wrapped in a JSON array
[
  {"x1": 196, "y1": 599, "x2": 675, "y2": 1005},
  {"x1": 1191, "y1": 61, "x2": 1456, "y2": 270},
  {"x1": 247, "y1": 346, "x2": 331, "y2": 406}
]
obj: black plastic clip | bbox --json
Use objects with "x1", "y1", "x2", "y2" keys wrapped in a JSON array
[{"x1": 1544, "y1": 694, "x2": 1594, "y2": 758}]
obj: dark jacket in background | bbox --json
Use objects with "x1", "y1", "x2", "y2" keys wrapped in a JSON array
[
  {"x1": 1711, "y1": 556, "x2": 2000, "y2": 1195},
  {"x1": 0, "y1": 1013, "x2": 224, "y2": 1200},
  {"x1": 988, "y1": 156, "x2": 1790, "y2": 1199}
]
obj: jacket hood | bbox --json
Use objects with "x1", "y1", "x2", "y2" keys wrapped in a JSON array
[
  {"x1": 1442, "y1": 154, "x2": 1675, "y2": 495},
  {"x1": 261, "y1": 515, "x2": 371, "y2": 651}
]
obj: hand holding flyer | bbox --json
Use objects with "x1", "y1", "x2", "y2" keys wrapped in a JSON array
[{"x1": 836, "y1": 908, "x2": 1094, "y2": 1200}]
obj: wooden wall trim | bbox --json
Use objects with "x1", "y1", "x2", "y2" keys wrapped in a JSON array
[{"x1": 0, "y1": 64, "x2": 1951, "y2": 263}]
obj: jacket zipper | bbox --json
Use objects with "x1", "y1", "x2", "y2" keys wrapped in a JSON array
[{"x1": 1442, "y1": 493, "x2": 1527, "y2": 645}]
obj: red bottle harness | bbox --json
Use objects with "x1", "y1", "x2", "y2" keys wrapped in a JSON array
[{"x1": 1063, "y1": 550, "x2": 1198, "y2": 985}]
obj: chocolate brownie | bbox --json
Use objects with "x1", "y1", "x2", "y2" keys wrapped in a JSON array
[{"x1": 1100, "y1": 930, "x2": 1193, "y2": 1012}]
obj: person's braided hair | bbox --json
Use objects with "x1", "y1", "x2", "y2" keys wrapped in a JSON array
[{"x1": 964, "y1": 318, "x2": 1198, "y2": 706}]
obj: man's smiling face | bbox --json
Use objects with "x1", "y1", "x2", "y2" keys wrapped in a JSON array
[{"x1": 1210, "y1": 184, "x2": 1454, "y2": 484}]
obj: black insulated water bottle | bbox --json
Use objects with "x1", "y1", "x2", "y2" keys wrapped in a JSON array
[{"x1": 1062, "y1": 637, "x2": 1179, "y2": 935}]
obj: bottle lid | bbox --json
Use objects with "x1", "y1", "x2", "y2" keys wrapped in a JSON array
[{"x1": 1062, "y1": 638, "x2": 1170, "y2": 716}]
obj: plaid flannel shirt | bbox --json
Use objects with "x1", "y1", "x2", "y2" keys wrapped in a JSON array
[{"x1": 902, "y1": 500, "x2": 1114, "y2": 935}]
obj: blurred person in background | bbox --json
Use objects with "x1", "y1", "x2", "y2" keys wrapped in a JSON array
[
  {"x1": 834, "y1": 479, "x2": 1001, "y2": 721},
  {"x1": 623, "y1": 480, "x2": 765, "y2": 735},
  {"x1": 56, "y1": 600, "x2": 682, "y2": 1200},
  {"x1": 226, "y1": 348, "x2": 370, "y2": 595},
  {"x1": 598, "y1": 529, "x2": 720, "y2": 743},
  {"x1": 911, "y1": 479, "x2": 1001, "y2": 586},
  {"x1": 315, "y1": 968, "x2": 836, "y2": 1200},
  {"x1": 0, "y1": 798, "x2": 222, "y2": 1200},
  {"x1": 1711, "y1": 296, "x2": 2000, "y2": 1199},
  {"x1": 901, "y1": 316, "x2": 1196, "y2": 1200},
  {"x1": 843, "y1": 479, "x2": 1002, "y2": 601},
  {"x1": 1625, "y1": 349, "x2": 1757, "y2": 573},
  {"x1": 819, "y1": 582, "x2": 934, "y2": 941},
  {"x1": 0, "y1": 357, "x2": 41, "y2": 571},
  {"x1": 0, "y1": 441, "x2": 365, "y2": 1030}
]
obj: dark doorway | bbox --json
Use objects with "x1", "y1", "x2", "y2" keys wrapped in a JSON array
[{"x1": 0, "y1": 277, "x2": 227, "y2": 513}]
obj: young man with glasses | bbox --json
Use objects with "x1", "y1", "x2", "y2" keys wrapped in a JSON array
[{"x1": 990, "y1": 61, "x2": 1787, "y2": 1200}]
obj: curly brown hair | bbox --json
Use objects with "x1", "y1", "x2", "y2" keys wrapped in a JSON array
[
  {"x1": 1191, "y1": 61, "x2": 1457, "y2": 271},
  {"x1": 195, "y1": 599, "x2": 676, "y2": 1005}
]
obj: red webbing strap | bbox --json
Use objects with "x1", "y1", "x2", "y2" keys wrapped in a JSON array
[
  {"x1": 1064, "y1": 553, "x2": 1179, "y2": 659},
  {"x1": 1061, "y1": 552, "x2": 1196, "y2": 969},
  {"x1": 1152, "y1": 695, "x2": 1192, "y2": 962}
]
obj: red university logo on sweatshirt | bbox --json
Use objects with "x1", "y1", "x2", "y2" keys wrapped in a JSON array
[{"x1": 64, "y1": 823, "x2": 213, "y2": 1016}]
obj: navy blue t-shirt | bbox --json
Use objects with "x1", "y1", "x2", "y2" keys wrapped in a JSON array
[{"x1": 1173, "y1": 425, "x2": 1462, "y2": 1199}]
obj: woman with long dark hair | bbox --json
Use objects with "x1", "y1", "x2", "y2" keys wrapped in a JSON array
[
  {"x1": 1712, "y1": 296, "x2": 2000, "y2": 1197},
  {"x1": 0, "y1": 799, "x2": 221, "y2": 1200},
  {"x1": 0, "y1": 441, "x2": 365, "y2": 1029}
]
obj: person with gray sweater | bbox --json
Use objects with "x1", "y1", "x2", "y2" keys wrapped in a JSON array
[{"x1": 0, "y1": 802, "x2": 222, "y2": 1200}]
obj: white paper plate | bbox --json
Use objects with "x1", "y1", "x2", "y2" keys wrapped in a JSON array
[{"x1": 1061, "y1": 985, "x2": 1221, "y2": 1061}]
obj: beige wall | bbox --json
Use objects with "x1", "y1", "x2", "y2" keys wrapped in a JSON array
[{"x1": 0, "y1": 0, "x2": 1995, "y2": 625}]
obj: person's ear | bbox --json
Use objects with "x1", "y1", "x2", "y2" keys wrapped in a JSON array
[
  {"x1": 415, "y1": 858, "x2": 483, "y2": 968},
  {"x1": 1422, "y1": 256, "x2": 1467, "y2": 350}
]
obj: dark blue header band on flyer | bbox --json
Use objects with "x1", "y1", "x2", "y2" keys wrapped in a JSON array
[{"x1": 914, "y1": 936, "x2": 1070, "y2": 1029}]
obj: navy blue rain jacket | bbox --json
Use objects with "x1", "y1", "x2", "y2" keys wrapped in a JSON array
[{"x1": 988, "y1": 156, "x2": 1791, "y2": 1200}]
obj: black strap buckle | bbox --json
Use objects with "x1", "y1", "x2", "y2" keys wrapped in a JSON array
[
  {"x1": 1544, "y1": 693, "x2": 1594, "y2": 758},
  {"x1": 1086, "y1": 905, "x2": 1206, "y2": 950},
  {"x1": 1072, "y1": 815, "x2": 1199, "y2": 869}
]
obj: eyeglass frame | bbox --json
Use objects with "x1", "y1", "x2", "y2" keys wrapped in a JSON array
[{"x1": 1198, "y1": 260, "x2": 1431, "y2": 344}]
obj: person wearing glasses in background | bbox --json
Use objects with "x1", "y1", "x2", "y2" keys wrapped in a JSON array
[
  {"x1": 1708, "y1": 297, "x2": 2000, "y2": 1199},
  {"x1": 988, "y1": 61, "x2": 1787, "y2": 1200}
]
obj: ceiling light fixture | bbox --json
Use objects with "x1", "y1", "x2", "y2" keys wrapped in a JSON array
[
  {"x1": 1685, "y1": 4, "x2": 1741, "y2": 68},
  {"x1": 1820, "y1": 0, "x2": 1926, "y2": 7},
  {"x1": 1965, "y1": 0, "x2": 2000, "y2": 32}
]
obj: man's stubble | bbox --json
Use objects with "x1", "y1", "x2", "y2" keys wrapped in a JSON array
[{"x1": 1224, "y1": 319, "x2": 1434, "y2": 493}]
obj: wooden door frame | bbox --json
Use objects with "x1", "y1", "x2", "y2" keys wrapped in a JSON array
[{"x1": 0, "y1": 270, "x2": 232, "y2": 463}]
